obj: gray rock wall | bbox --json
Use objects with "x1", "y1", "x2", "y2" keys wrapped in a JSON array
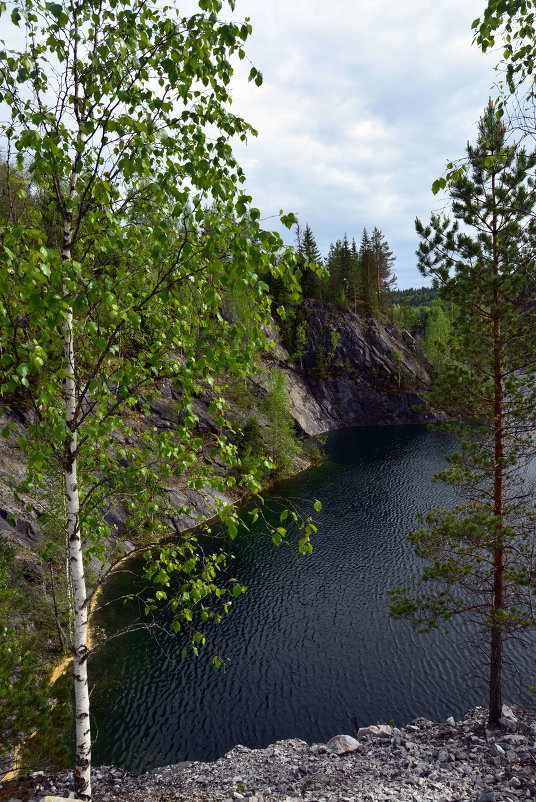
[
  {"x1": 0, "y1": 303, "x2": 439, "y2": 555},
  {"x1": 272, "y1": 300, "x2": 439, "y2": 435}
]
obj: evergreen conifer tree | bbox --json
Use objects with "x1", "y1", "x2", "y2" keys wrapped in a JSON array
[
  {"x1": 370, "y1": 227, "x2": 397, "y2": 311},
  {"x1": 326, "y1": 237, "x2": 352, "y2": 304},
  {"x1": 301, "y1": 224, "x2": 322, "y2": 264},
  {"x1": 358, "y1": 228, "x2": 378, "y2": 316},
  {"x1": 390, "y1": 103, "x2": 536, "y2": 725},
  {"x1": 347, "y1": 237, "x2": 360, "y2": 312},
  {"x1": 299, "y1": 224, "x2": 323, "y2": 299}
]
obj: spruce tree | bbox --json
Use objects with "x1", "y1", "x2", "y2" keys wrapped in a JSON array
[
  {"x1": 338, "y1": 234, "x2": 353, "y2": 304},
  {"x1": 301, "y1": 224, "x2": 322, "y2": 264},
  {"x1": 348, "y1": 237, "x2": 360, "y2": 312},
  {"x1": 390, "y1": 103, "x2": 536, "y2": 725},
  {"x1": 326, "y1": 236, "x2": 353, "y2": 304},
  {"x1": 358, "y1": 228, "x2": 378, "y2": 316},
  {"x1": 370, "y1": 227, "x2": 397, "y2": 311},
  {"x1": 299, "y1": 223, "x2": 323, "y2": 299}
]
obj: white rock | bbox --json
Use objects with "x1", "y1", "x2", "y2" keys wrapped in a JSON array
[
  {"x1": 502, "y1": 733, "x2": 526, "y2": 743},
  {"x1": 501, "y1": 704, "x2": 517, "y2": 721},
  {"x1": 39, "y1": 798, "x2": 80, "y2": 802},
  {"x1": 357, "y1": 724, "x2": 393, "y2": 739},
  {"x1": 376, "y1": 724, "x2": 394, "y2": 738},
  {"x1": 326, "y1": 734, "x2": 360, "y2": 755},
  {"x1": 446, "y1": 716, "x2": 455, "y2": 726}
]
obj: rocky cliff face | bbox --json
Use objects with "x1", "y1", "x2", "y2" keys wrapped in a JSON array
[
  {"x1": 271, "y1": 300, "x2": 438, "y2": 436},
  {"x1": 0, "y1": 302, "x2": 437, "y2": 555}
]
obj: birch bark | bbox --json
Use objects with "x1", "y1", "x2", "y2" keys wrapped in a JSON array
[{"x1": 63, "y1": 219, "x2": 91, "y2": 801}]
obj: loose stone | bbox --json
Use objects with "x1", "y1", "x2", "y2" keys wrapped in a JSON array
[
  {"x1": 0, "y1": 706, "x2": 530, "y2": 802},
  {"x1": 326, "y1": 735, "x2": 360, "y2": 755}
]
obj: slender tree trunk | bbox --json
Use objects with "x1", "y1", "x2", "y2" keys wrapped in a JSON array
[
  {"x1": 375, "y1": 254, "x2": 383, "y2": 313},
  {"x1": 489, "y1": 175, "x2": 505, "y2": 727},
  {"x1": 63, "y1": 221, "x2": 92, "y2": 800},
  {"x1": 489, "y1": 311, "x2": 505, "y2": 725},
  {"x1": 49, "y1": 566, "x2": 68, "y2": 652}
]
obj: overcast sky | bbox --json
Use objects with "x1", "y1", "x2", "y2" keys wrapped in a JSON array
[
  {"x1": 228, "y1": 0, "x2": 497, "y2": 289},
  {"x1": 0, "y1": 1, "x2": 497, "y2": 289}
]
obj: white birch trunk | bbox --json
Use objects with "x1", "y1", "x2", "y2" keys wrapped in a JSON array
[{"x1": 63, "y1": 222, "x2": 92, "y2": 801}]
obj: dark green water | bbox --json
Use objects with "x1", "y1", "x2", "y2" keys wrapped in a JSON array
[{"x1": 90, "y1": 426, "x2": 536, "y2": 772}]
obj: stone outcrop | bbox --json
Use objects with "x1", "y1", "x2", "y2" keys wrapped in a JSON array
[
  {"x1": 3, "y1": 706, "x2": 535, "y2": 802},
  {"x1": 0, "y1": 303, "x2": 437, "y2": 554},
  {"x1": 271, "y1": 300, "x2": 440, "y2": 435},
  {"x1": 0, "y1": 408, "x2": 41, "y2": 553}
]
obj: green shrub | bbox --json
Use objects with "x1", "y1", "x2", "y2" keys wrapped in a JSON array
[
  {"x1": 0, "y1": 538, "x2": 70, "y2": 769},
  {"x1": 236, "y1": 416, "x2": 265, "y2": 474},
  {"x1": 262, "y1": 370, "x2": 301, "y2": 476}
]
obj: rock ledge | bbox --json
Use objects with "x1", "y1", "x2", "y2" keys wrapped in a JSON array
[{"x1": 2, "y1": 706, "x2": 536, "y2": 802}]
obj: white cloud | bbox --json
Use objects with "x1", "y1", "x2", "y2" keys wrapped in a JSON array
[
  {"x1": 227, "y1": 0, "x2": 496, "y2": 287},
  {"x1": 0, "y1": 0, "x2": 497, "y2": 288}
]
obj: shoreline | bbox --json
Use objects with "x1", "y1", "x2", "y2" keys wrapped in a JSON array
[
  {"x1": 3, "y1": 705, "x2": 535, "y2": 802},
  {"x1": 1, "y1": 454, "x2": 314, "y2": 784}
]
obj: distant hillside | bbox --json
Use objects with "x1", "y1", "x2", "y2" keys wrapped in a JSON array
[{"x1": 390, "y1": 286, "x2": 438, "y2": 307}]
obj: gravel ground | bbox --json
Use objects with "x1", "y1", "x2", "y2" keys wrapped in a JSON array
[{"x1": 1, "y1": 706, "x2": 535, "y2": 802}]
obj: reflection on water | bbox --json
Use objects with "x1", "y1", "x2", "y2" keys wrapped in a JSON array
[{"x1": 90, "y1": 425, "x2": 536, "y2": 772}]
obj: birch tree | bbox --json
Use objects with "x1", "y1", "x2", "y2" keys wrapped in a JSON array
[
  {"x1": 472, "y1": 0, "x2": 536, "y2": 150},
  {"x1": 0, "y1": 1, "x2": 303, "y2": 798},
  {"x1": 473, "y1": 0, "x2": 536, "y2": 103}
]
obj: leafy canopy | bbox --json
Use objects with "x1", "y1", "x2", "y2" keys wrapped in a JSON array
[{"x1": 0, "y1": 0, "x2": 311, "y2": 780}]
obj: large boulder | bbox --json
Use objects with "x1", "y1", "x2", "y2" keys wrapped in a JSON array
[{"x1": 326, "y1": 734, "x2": 360, "y2": 755}]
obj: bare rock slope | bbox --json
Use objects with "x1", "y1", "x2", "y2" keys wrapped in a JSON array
[
  {"x1": 0, "y1": 303, "x2": 437, "y2": 552},
  {"x1": 274, "y1": 300, "x2": 439, "y2": 435},
  {"x1": 4, "y1": 706, "x2": 536, "y2": 802}
]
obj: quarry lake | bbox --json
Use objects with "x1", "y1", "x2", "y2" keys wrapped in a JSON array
[{"x1": 90, "y1": 425, "x2": 536, "y2": 772}]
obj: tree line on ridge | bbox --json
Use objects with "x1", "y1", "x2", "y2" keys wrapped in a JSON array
[{"x1": 295, "y1": 223, "x2": 396, "y2": 315}]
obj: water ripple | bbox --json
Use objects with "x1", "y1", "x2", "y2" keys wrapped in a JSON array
[{"x1": 90, "y1": 425, "x2": 536, "y2": 772}]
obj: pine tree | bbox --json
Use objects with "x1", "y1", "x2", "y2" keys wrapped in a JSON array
[{"x1": 390, "y1": 103, "x2": 536, "y2": 725}]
